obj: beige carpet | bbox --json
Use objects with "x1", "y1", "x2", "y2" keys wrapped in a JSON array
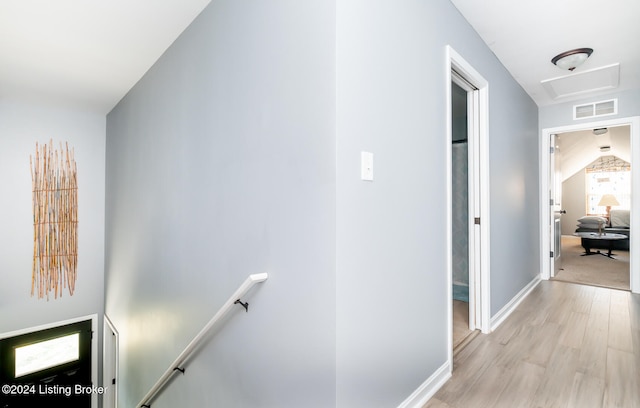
[{"x1": 553, "y1": 235, "x2": 630, "y2": 291}]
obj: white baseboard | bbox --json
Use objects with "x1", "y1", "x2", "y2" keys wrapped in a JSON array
[
  {"x1": 397, "y1": 361, "x2": 451, "y2": 408},
  {"x1": 490, "y1": 276, "x2": 541, "y2": 331}
]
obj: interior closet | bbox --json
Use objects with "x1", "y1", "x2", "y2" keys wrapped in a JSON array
[{"x1": 451, "y1": 81, "x2": 472, "y2": 348}]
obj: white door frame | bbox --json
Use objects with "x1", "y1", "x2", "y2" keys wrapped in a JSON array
[
  {"x1": 540, "y1": 116, "x2": 640, "y2": 293},
  {"x1": 103, "y1": 315, "x2": 119, "y2": 408},
  {"x1": 446, "y1": 45, "x2": 491, "y2": 370}
]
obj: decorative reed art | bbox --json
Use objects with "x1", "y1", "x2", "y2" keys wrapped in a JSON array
[{"x1": 30, "y1": 141, "x2": 78, "y2": 300}]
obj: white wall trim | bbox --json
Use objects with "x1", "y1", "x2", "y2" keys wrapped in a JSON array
[
  {"x1": 396, "y1": 361, "x2": 451, "y2": 408},
  {"x1": 540, "y1": 116, "x2": 640, "y2": 293},
  {"x1": 490, "y1": 277, "x2": 541, "y2": 331},
  {"x1": 0, "y1": 314, "x2": 99, "y2": 408},
  {"x1": 103, "y1": 314, "x2": 119, "y2": 408}
]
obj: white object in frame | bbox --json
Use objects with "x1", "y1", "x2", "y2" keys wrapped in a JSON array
[{"x1": 361, "y1": 151, "x2": 373, "y2": 181}]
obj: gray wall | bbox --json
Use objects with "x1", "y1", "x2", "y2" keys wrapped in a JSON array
[
  {"x1": 336, "y1": 0, "x2": 538, "y2": 406},
  {"x1": 105, "y1": 1, "x2": 336, "y2": 407},
  {"x1": 106, "y1": 1, "x2": 540, "y2": 407},
  {"x1": 540, "y1": 88, "x2": 640, "y2": 129},
  {"x1": 0, "y1": 99, "x2": 105, "y2": 339}
]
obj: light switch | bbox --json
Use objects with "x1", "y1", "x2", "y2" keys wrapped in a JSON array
[{"x1": 361, "y1": 151, "x2": 373, "y2": 181}]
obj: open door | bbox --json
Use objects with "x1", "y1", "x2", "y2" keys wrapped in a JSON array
[{"x1": 550, "y1": 134, "x2": 564, "y2": 277}]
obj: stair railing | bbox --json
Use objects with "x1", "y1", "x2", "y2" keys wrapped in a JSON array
[{"x1": 137, "y1": 273, "x2": 268, "y2": 408}]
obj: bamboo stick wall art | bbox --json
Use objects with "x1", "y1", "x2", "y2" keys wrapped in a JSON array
[{"x1": 30, "y1": 141, "x2": 78, "y2": 300}]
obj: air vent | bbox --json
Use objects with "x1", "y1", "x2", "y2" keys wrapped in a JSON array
[{"x1": 574, "y1": 99, "x2": 617, "y2": 120}]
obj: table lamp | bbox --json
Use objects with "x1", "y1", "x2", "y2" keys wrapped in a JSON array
[{"x1": 598, "y1": 194, "x2": 619, "y2": 222}]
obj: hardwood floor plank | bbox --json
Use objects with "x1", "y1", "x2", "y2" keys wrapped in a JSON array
[
  {"x1": 453, "y1": 299, "x2": 472, "y2": 348},
  {"x1": 522, "y1": 321, "x2": 562, "y2": 368},
  {"x1": 578, "y1": 326, "x2": 609, "y2": 379},
  {"x1": 559, "y1": 311, "x2": 588, "y2": 349},
  {"x1": 603, "y1": 347, "x2": 639, "y2": 407},
  {"x1": 608, "y1": 290, "x2": 633, "y2": 352},
  {"x1": 422, "y1": 397, "x2": 454, "y2": 408},
  {"x1": 492, "y1": 362, "x2": 545, "y2": 408},
  {"x1": 424, "y1": 281, "x2": 639, "y2": 408},
  {"x1": 572, "y1": 285, "x2": 596, "y2": 314},
  {"x1": 587, "y1": 287, "x2": 611, "y2": 331},
  {"x1": 567, "y1": 372, "x2": 604, "y2": 408},
  {"x1": 434, "y1": 338, "x2": 504, "y2": 403},
  {"x1": 528, "y1": 345, "x2": 581, "y2": 408},
  {"x1": 491, "y1": 309, "x2": 526, "y2": 346},
  {"x1": 453, "y1": 361, "x2": 512, "y2": 408}
]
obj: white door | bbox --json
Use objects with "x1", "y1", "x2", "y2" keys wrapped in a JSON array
[{"x1": 550, "y1": 134, "x2": 564, "y2": 277}]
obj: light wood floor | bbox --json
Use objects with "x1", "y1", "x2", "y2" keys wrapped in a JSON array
[
  {"x1": 425, "y1": 280, "x2": 640, "y2": 408},
  {"x1": 453, "y1": 299, "x2": 473, "y2": 349}
]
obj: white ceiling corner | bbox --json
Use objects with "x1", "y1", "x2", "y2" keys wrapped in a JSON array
[
  {"x1": 450, "y1": 0, "x2": 640, "y2": 107},
  {"x1": 1, "y1": 1, "x2": 639, "y2": 112},
  {"x1": 0, "y1": 0, "x2": 212, "y2": 114}
]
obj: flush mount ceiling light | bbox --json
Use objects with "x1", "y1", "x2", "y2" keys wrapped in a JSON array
[
  {"x1": 593, "y1": 128, "x2": 608, "y2": 135},
  {"x1": 551, "y1": 48, "x2": 593, "y2": 71}
]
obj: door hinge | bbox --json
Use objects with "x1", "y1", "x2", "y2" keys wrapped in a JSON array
[
  {"x1": 550, "y1": 251, "x2": 554, "y2": 258},
  {"x1": 550, "y1": 146, "x2": 555, "y2": 154},
  {"x1": 474, "y1": 217, "x2": 481, "y2": 225},
  {"x1": 112, "y1": 378, "x2": 116, "y2": 385}
]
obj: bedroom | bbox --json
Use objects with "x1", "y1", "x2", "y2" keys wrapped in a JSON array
[{"x1": 554, "y1": 125, "x2": 631, "y2": 291}]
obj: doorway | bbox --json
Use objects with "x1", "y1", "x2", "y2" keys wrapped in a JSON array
[
  {"x1": 446, "y1": 46, "x2": 491, "y2": 368},
  {"x1": 541, "y1": 116, "x2": 640, "y2": 294},
  {"x1": 451, "y1": 78, "x2": 474, "y2": 350},
  {"x1": 0, "y1": 319, "x2": 93, "y2": 408},
  {"x1": 551, "y1": 127, "x2": 631, "y2": 290}
]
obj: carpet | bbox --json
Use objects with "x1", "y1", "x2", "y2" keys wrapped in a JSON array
[
  {"x1": 453, "y1": 284, "x2": 469, "y2": 302},
  {"x1": 553, "y1": 235, "x2": 630, "y2": 291}
]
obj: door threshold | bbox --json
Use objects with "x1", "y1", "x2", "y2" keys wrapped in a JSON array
[{"x1": 453, "y1": 329, "x2": 480, "y2": 357}]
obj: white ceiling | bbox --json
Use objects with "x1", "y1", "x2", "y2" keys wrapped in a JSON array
[
  {"x1": 450, "y1": 0, "x2": 640, "y2": 106},
  {"x1": 2, "y1": 1, "x2": 639, "y2": 114},
  {"x1": 556, "y1": 125, "x2": 630, "y2": 182},
  {"x1": 0, "y1": 0, "x2": 211, "y2": 114}
]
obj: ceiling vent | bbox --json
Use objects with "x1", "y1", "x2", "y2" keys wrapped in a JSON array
[{"x1": 573, "y1": 99, "x2": 617, "y2": 120}]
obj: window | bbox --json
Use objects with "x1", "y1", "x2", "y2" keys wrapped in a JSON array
[
  {"x1": 0, "y1": 319, "x2": 92, "y2": 407},
  {"x1": 585, "y1": 166, "x2": 631, "y2": 215},
  {"x1": 15, "y1": 332, "x2": 80, "y2": 377}
]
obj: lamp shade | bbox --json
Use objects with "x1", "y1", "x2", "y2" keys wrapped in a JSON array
[{"x1": 598, "y1": 194, "x2": 620, "y2": 207}]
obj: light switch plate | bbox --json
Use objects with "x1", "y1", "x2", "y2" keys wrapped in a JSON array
[{"x1": 361, "y1": 151, "x2": 373, "y2": 181}]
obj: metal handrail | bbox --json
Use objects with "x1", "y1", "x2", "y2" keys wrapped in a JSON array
[{"x1": 137, "y1": 273, "x2": 268, "y2": 407}]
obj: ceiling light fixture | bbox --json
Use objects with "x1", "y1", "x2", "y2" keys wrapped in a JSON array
[
  {"x1": 551, "y1": 48, "x2": 593, "y2": 71},
  {"x1": 593, "y1": 128, "x2": 608, "y2": 135}
]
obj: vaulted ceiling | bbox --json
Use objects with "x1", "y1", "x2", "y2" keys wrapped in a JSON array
[
  {"x1": 2, "y1": 1, "x2": 639, "y2": 114},
  {"x1": 0, "y1": 0, "x2": 211, "y2": 114},
  {"x1": 556, "y1": 125, "x2": 630, "y2": 182}
]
